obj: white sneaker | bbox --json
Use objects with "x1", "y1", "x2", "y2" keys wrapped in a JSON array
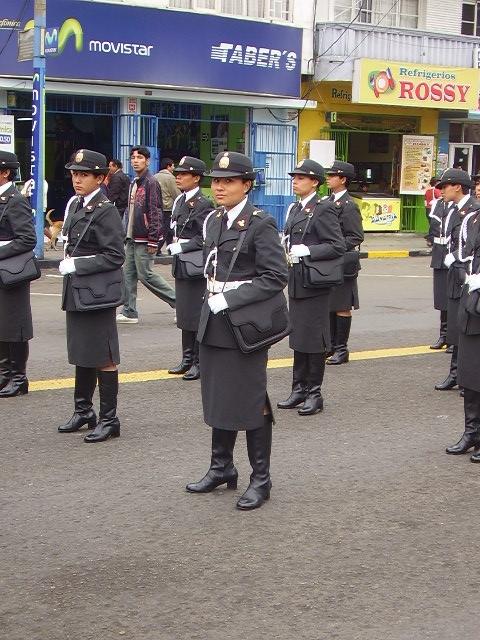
[{"x1": 116, "y1": 313, "x2": 139, "y2": 324}]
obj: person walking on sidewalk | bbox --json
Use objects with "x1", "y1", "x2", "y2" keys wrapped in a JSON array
[
  {"x1": 154, "y1": 157, "x2": 181, "y2": 255},
  {"x1": 116, "y1": 146, "x2": 175, "y2": 324},
  {"x1": 167, "y1": 156, "x2": 213, "y2": 381},
  {"x1": 57, "y1": 149, "x2": 125, "y2": 443},
  {"x1": 0, "y1": 151, "x2": 37, "y2": 398},
  {"x1": 325, "y1": 161, "x2": 363, "y2": 366}
]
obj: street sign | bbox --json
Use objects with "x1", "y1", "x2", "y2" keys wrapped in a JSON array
[{"x1": 17, "y1": 28, "x2": 34, "y2": 62}]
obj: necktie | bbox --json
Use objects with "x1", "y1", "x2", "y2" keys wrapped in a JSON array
[
  {"x1": 76, "y1": 197, "x2": 85, "y2": 212},
  {"x1": 329, "y1": 194, "x2": 335, "y2": 201},
  {"x1": 179, "y1": 193, "x2": 186, "y2": 207}
]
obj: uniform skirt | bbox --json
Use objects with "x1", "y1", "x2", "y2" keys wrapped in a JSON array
[
  {"x1": 0, "y1": 283, "x2": 33, "y2": 342},
  {"x1": 329, "y1": 278, "x2": 359, "y2": 311},
  {"x1": 175, "y1": 278, "x2": 205, "y2": 332},
  {"x1": 446, "y1": 297, "x2": 460, "y2": 346},
  {"x1": 199, "y1": 343, "x2": 269, "y2": 431},
  {"x1": 66, "y1": 308, "x2": 120, "y2": 368},
  {"x1": 289, "y1": 294, "x2": 330, "y2": 353},
  {"x1": 458, "y1": 332, "x2": 480, "y2": 393},
  {"x1": 433, "y1": 269, "x2": 448, "y2": 311}
]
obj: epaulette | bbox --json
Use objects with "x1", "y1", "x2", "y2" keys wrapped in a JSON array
[{"x1": 252, "y1": 209, "x2": 267, "y2": 218}]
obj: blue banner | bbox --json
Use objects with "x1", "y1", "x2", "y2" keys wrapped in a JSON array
[{"x1": 0, "y1": 1, "x2": 302, "y2": 97}]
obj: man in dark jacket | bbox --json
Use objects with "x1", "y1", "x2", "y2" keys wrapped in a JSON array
[
  {"x1": 116, "y1": 146, "x2": 176, "y2": 324},
  {"x1": 106, "y1": 159, "x2": 130, "y2": 217}
]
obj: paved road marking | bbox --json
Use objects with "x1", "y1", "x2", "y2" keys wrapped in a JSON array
[
  {"x1": 31, "y1": 292, "x2": 62, "y2": 297},
  {"x1": 29, "y1": 345, "x2": 443, "y2": 392},
  {"x1": 367, "y1": 250, "x2": 410, "y2": 259}
]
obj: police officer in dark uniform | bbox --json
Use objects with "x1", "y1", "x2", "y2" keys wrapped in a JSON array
[
  {"x1": 277, "y1": 159, "x2": 345, "y2": 416},
  {"x1": 186, "y1": 151, "x2": 288, "y2": 510},
  {"x1": 435, "y1": 169, "x2": 480, "y2": 394},
  {"x1": 167, "y1": 156, "x2": 213, "y2": 381},
  {"x1": 428, "y1": 196, "x2": 454, "y2": 350},
  {"x1": 57, "y1": 149, "x2": 125, "y2": 443},
  {"x1": 0, "y1": 151, "x2": 36, "y2": 398},
  {"x1": 325, "y1": 161, "x2": 364, "y2": 365},
  {"x1": 446, "y1": 199, "x2": 480, "y2": 458}
]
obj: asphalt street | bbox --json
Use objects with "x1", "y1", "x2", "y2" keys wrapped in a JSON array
[{"x1": 2, "y1": 257, "x2": 478, "y2": 640}]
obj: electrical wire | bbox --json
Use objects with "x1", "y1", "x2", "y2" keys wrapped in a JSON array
[{"x1": 0, "y1": 0, "x2": 29, "y2": 57}]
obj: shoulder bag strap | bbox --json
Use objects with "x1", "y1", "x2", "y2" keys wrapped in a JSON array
[
  {"x1": 68, "y1": 212, "x2": 97, "y2": 257},
  {"x1": 220, "y1": 229, "x2": 248, "y2": 293}
]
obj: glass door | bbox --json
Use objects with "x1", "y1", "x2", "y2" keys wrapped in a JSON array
[{"x1": 448, "y1": 143, "x2": 474, "y2": 174}]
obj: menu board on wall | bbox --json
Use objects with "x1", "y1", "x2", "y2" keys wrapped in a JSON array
[{"x1": 400, "y1": 135, "x2": 435, "y2": 195}]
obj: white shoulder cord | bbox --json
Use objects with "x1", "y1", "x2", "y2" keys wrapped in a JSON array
[
  {"x1": 457, "y1": 210, "x2": 477, "y2": 274},
  {"x1": 203, "y1": 209, "x2": 219, "y2": 281}
]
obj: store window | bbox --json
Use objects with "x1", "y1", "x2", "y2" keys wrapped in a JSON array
[
  {"x1": 169, "y1": 0, "x2": 292, "y2": 21},
  {"x1": 334, "y1": 0, "x2": 418, "y2": 28},
  {"x1": 461, "y1": 1, "x2": 480, "y2": 35}
]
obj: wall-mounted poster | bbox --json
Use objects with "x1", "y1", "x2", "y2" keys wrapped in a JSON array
[
  {"x1": 211, "y1": 120, "x2": 229, "y2": 159},
  {"x1": 399, "y1": 135, "x2": 435, "y2": 195}
]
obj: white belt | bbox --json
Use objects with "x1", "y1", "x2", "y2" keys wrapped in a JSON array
[
  {"x1": 434, "y1": 237, "x2": 448, "y2": 245},
  {"x1": 207, "y1": 278, "x2": 252, "y2": 293}
]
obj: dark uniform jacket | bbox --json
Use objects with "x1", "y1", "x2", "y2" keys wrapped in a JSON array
[
  {"x1": 62, "y1": 192, "x2": 125, "y2": 311},
  {"x1": 285, "y1": 196, "x2": 346, "y2": 299},
  {"x1": 447, "y1": 197, "x2": 480, "y2": 300},
  {"x1": 0, "y1": 183, "x2": 37, "y2": 342},
  {"x1": 171, "y1": 190, "x2": 213, "y2": 276},
  {"x1": 429, "y1": 199, "x2": 455, "y2": 270},
  {"x1": 458, "y1": 210, "x2": 480, "y2": 336},
  {"x1": 333, "y1": 192, "x2": 364, "y2": 251},
  {"x1": 197, "y1": 201, "x2": 288, "y2": 349}
]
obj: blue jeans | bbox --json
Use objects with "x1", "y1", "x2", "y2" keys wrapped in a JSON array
[{"x1": 122, "y1": 240, "x2": 176, "y2": 318}]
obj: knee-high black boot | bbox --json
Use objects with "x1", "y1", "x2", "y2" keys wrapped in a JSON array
[
  {"x1": 446, "y1": 388, "x2": 480, "y2": 455},
  {"x1": 0, "y1": 341, "x2": 11, "y2": 391},
  {"x1": 435, "y1": 345, "x2": 458, "y2": 390},
  {"x1": 298, "y1": 353, "x2": 326, "y2": 416},
  {"x1": 58, "y1": 367, "x2": 97, "y2": 433},
  {"x1": 327, "y1": 316, "x2": 352, "y2": 365},
  {"x1": 0, "y1": 342, "x2": 28, "y2": 398},
  {"x1": 84, "y1": 370, "x2": 120, "y2": 443},
  {"x1": 327, "y1": 312, "x2": 337, "y2": 357},
  {"x1": 186, "y1": 428, "x2": 238, "y2": 492},
  {"x1": 168, "y1": 330, "x2": 195, "y2": 374},
  {"x1": 237, "y1": 416, "x2": 272, "y2": 510},
  {"x1": 430, "y1": 310, "x2": 448, "y2": 350},
  {"x1": 183, "y1": 339, "x2": 200, "y2": 381},
  {"x1": 277, "y1": 351, "x2": 309, "y2": 409}
]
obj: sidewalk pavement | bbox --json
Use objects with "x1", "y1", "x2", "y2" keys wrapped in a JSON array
[{"x1": 37, "y1": 233, "x2": 431, "y2": 268}]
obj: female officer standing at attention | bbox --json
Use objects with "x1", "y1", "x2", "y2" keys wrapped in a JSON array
[
  {"x1": 277, "y1": 159, "x2": 345, "y2": 416},
  {"x1": 186, "y1": 151, "x2": 288, "y2": 510},
  {"x1": 57, "y1": 149, "x2": 125, "y2": 443},
  {"x1": 0, "y1": 151, "x2": 36, "y2": 398},
  {"x1": 167, "y1": 156, "x2": 213, "y2": 381}
]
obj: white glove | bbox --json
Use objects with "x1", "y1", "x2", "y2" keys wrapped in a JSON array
[
  {"x1": 59, "y1": 258, "x2": 76, "y2": 275},
  {"x1": 468, "y1": 273, "x2": 480, "y2": 293},
  {"x1": 290, "y1": 244, "x2": 310, "y2": 258},
  {"x1": 208, "y1": 293, "x2": 229, "y2": 314},
  {"x1": 167, "y1": 242, "x2": 183, "y2": 256},
  {"x1": 444, "y1": 253, "x2": 455, "y2": 268}
]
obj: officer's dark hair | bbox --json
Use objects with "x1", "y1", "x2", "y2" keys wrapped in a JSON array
[
  {"x1": 242, "y1": 178, "x2": 254, "y2": 195},
  {"x1": 160, "y1": 157, "x2": 174, "y2": 170},
  {"x1": 110, "y1": 159, "x2": 122, "y2": 169},
  {"x1": 430, "y1": 177, "x2": 438, "y2": 187},
  {"x1": 1, "y1": 167, "x2": 16, "y2": 181},
  {"x1": 461, "y1": 185, "x2": 470, "y2": 195},
  {"x1": 130, "y1": 146, "x2": 150, "y2": 159},
  {"x1": 344, "y1": 177, "x2": 351, "y2": 188}
]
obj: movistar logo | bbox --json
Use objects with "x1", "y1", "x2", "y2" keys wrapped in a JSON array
[{"x1": 23, "y1": 17, "x2": 83, "y2": 56}]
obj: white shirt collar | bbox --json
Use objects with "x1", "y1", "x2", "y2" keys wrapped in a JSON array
[
  {"x1": 226, "y1": 197, "x2": 248, "y2": 229},
  {"x1": 185, "y1": 186, "x2": 199, "y2": 201},
  {"x1": 333, "y1": 189, "x2": 347, "y2": 202},
  {"x1": 456, "y1": 194, "x2": 471, "y2": 211},
  {"x1": 300, "y1": 192, "x2": 317, "y2": 208},
  {"x1": 0, "y1": 181, "x2": 13, "y2": 196},
  {"x1": 83, "y1": 188, "x2": 101, "y2": 207}
]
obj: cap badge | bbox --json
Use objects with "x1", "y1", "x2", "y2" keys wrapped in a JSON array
[
  {"x1": 75, "y1": 150, "x2": 84, "y2": 163},
  {"x1": 179, "y1": 156, "x2": 186, "y2": 166},
  {"x1": 219, "y1": 156, "x2": 230, "y2": 169}
]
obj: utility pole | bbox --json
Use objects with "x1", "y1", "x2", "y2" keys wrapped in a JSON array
[{"x1": 32, "y1": 0, "x2": 46, "y2": 258}]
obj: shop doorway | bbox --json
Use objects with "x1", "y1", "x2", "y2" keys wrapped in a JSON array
[{"x1": 448, "y1": 143, "x2": 474, "y2": 174}]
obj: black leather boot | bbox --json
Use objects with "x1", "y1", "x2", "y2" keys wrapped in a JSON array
[
  {"x1": 58, "y1": 367, "x2": 97, "y2": 433},
  {"x1": 186, "y1": 429, "x2": 238, "y2": 492},
  {"x1": 327, "y1": 312, "x2": 337, "y2": 357},
  {"x1": 84, "y1": 370, "x2": 120, "y2": 443},
  {"x1": 237, "y1": 417, "x2": 272, "y2": 510},
  {"x1": 430, "y1": 310, "x2": 448, "y2": 349},
  {"x1": 277, "y1": 351, "x2": 308, "y2": 409},
  {"x1": 435, "y1": 346, "x2": 458, "y2": 390},
  {"x1": 0, "y1": 341, "x2": 11, "y2": 391},
  {"x1": 298, "y1": 353, "x2": 325, "y2": 416},
  {"x1": 168, "y1": 330, "x2": 195, "y2": 374},
  {"x1": 326, "y1": 316, "x2": 351, "y2": 365},
  {"x1": 0, "y1": 342, "x2": 29, "y2": 398},
  {"x1": 183, "y1": 339, "x2": 200, "y2": 381},
  {"x1": 446, "y1": 388, "x2": 480, "y2": 454}
]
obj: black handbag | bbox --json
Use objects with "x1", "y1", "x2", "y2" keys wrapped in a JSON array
[
  {"x1": 67, "y1": 209, "x2": 124, "y2": 311},
  {"x1": 0, "y1": 205, "x2": 41, "y2": 289},
  {"x1": 343, "y1": 250, "x2": 361, "y2": 280},
  {"x1": 219, "y1": 228, "x2": 291, "y2": 353},
  {"x1": 295, "y1": 211, "x2": 344, "y2": 289},
  {"x1": 172, "y1": 250, "x2": 204, "y2": 280}
]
